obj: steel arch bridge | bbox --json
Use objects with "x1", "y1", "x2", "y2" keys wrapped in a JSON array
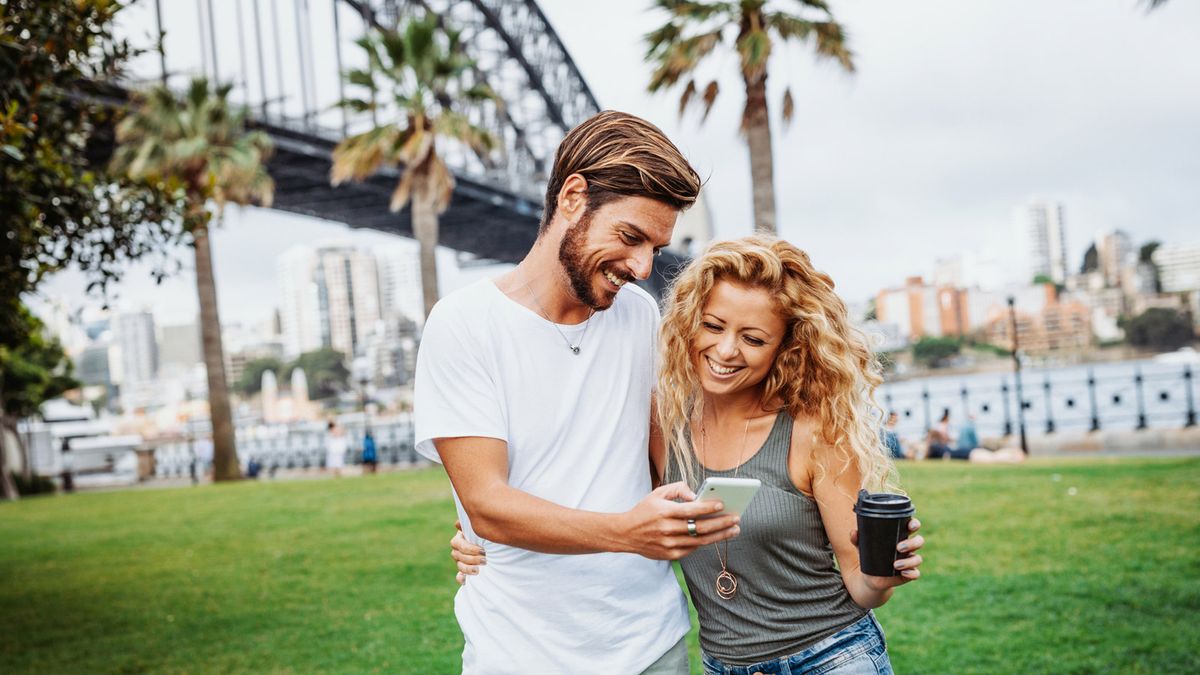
[{"x1": 127, "y1": 0, "x2": 601, "y2": 265}]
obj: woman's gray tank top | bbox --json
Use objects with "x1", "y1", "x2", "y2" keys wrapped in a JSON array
[{"x1": 667, "y1": 411, "x2": 867, "y2": 665}]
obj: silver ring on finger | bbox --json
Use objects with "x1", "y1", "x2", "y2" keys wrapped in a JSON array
[{"x1": 687, "y1": 519, "x2": 698, "y2": 537}]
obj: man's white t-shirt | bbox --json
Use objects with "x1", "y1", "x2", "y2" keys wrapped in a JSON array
[{"x1": 415, "y1": 278, "x2": 689, "y2": 674}]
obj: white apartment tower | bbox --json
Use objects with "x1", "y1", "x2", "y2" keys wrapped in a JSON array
[
  {"x1": 376, "y1": 243, "x2": 425, "y2": 327},
  {"x1": 1097, "y1": 230, "x2": 1134, "y2": 288},
  {"x1": 113, "y1": 310, "x2": 159, "y2": 384},
  {"x1": 278, "y1": 244, "x2": 382, "y2": 359},
  {"x1": 1152, "y1": 243, "x2": 1200, "y2": 293},
  {"x1": 1018, "y1": 200, "x2": 1069, "y2": 284}
]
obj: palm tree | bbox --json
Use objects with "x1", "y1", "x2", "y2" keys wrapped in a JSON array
[
  {"x1": 646, "y1": 0, "x2": 854, "y2": 234},
  {"x1": 332, "y1": 14, "x2": 496, "y2": 319},
  {"x1": 111, "y1": 78, "x2": 274, "y2": 482}
]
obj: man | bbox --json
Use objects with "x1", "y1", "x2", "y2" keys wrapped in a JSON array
[{"x1": 415, "y1": 111, "x2": 740, "y2": 673}]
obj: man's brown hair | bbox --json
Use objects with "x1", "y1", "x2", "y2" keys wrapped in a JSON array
[{"x1": 539, "y1": 110, "x2": 702, "y2": 235}]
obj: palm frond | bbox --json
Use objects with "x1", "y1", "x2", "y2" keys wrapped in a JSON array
[
  {"x1": 701, "y1": 80, "x2": 720, "y2": 121},
  {"x1": 345, "y1": 68, "x2": 376, "y2": 91},
  {"x1": 736, "y1": 26, "x2": 772, "y2": 81},
  {"x1": 389, "y1": 169, "x2": 415, "y2": 213},
  {"x1": 330, "y1": 125, "x2": 401, "y2": 185},
  {"x1": 766, "y1": 13, "x2": 815, "y2": 41},
  {"x1": 792, "y1": 0, "x2": 832, "y2": 11},
  {"x1": 678, "y1": 79, "x2": 697, "y2": 117},
  {"x1": 331, "y1": 97, "x2": 377, "y2": 114},
  {"x1": 644, "y1": 22, "x2": 684, "y2": 57},
  {"x1": 426, "y1": 154, "x2": 456, "y2": 214},
  {"x1": 647, "y1": 28, "x2": 725, "y2": 91},
  {"x1": 811, "y1": 20, "x2": 854, "y2": 72},
  {"x1": 655, "y1": 0, "x2": 735, "y2": 22}
]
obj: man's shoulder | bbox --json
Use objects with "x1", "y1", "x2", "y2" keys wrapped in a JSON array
[
  {"x1": 617, "y1": 283, "x2": 661, "y2": 321},
  {"x1": 428, "y1": 278, "x2": 498, "y2": 324}
]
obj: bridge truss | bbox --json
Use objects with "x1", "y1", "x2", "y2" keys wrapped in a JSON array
[{"x1": 128, "y1": 0, "x2": 601, "y2": 263}]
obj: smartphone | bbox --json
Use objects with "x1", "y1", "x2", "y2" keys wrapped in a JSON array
[{"x1": 694, "y1": 477, "x2": 762, "y2": 519}]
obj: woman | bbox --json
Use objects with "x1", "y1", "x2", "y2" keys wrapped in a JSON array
[
  {"x1": 457, "y1": 236, "x2": 924, "y2": 673},
  {"x1": 654, "y1": 236, "x2": 921, "y2": 674},
  {"x1": 324, "y1": 420, "x2": 346, "y2": 477}
]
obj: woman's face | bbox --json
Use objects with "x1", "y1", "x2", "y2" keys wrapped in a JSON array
[{"x1": 691, "y1": 280, "x2": 787, "y2": 397}]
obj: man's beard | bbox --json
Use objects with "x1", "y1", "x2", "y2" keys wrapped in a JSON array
[{"x1": 558, "y1": 209, "x2": 610, "y2": 310}]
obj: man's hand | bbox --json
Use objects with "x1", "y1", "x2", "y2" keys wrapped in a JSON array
[
  {"x1": 452, "y1": 522, "x2": 485, "y2": 585},
  {"x1": 619, "y1": 481, "x2": 741, "y2": 560}
]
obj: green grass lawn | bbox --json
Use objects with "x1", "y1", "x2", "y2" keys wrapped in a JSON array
[{"x1": 2, "y1": 457, "x2": 1198, "y2": 674}]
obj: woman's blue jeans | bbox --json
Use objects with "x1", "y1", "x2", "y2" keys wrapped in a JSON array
[{"x1": 700, "y1": 612, "x2": 893, "y2": 675}]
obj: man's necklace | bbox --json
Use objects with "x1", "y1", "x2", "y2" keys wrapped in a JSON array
[
  {"x1": 699, "y1": 412, "x2": 752, "y2": 600},
  {"x1": 519, "y1": 270, "x2": 594, "y2": 355}
]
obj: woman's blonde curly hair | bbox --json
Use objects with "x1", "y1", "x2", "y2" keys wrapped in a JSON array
[{"x1": 657, "y1": 235, "x2": 896, "y2": 492}]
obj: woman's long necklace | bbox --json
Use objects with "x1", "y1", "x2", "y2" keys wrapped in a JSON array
[
  {"x1": 699, "y1": 413, "x2": 751, "y2": 600},
  {"x1": 519, "y1": 270, "x2": 594, "y2": 355}
]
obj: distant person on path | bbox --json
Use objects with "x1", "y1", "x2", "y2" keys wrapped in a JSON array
[
  {"x1": 956, "y1": 414, "x2": 980, "y2": 452},
  {"x1": 882, "y1": 411, "x2": 907, "y2": 460},
  {"x1": 324, "y1": 421, "x2": 346, "y2": 478},
  {"x1": 59, "y1": 438, "x2": 74, "y2": 493},
  {"x1": 361, "y1": 431, "x2": 378, "y2": 474},
  {"x1": 416, "y1": 111, "x2": 737, "y2": 673}
]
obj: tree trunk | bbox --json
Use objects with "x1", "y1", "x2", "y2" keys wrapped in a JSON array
[
  {"x1": 0, "y1": 400, "x2": 17, "y2": 501},
  {"x1": 411, "y1": 168, "x2": 441, "y2": 319},
  {"x1": 16, "y1": 419, "x2": 31, "y2": 485},
  {"x1": 743, "y1": 72, "x2": 777, "y2": 235},
  {"x1": 193, "y1": 215, "x2": 241, "y2": 482}
]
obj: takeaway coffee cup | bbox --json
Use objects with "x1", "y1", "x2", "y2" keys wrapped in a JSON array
[{"x1": 854, "y1": 489, "x2": 915, "y2": 577}]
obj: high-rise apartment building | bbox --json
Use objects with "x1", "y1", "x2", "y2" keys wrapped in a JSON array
[
  {"x1": 278, "y1": 244, "x2": 382, "y2": 359},
  {"x1": 875, "y1": 277, "x2": 969, "y2": 341},
  {"x1": 1097, "y1": 230, "x2": 1134, "y2": 288},
  {"x1": 1152, "y1": 243, "x2": 1200, "y2": 293},
  {"x1": 1017, "y1": 200, "x2": 1069, "y2": 284},
  {"x1": 159, "y1": 322, "x2": 202, "y2": 369},
  {"x1": 376, "y1": 243, "x2": 424, "y2": 327},
  {"x1": 113, "y1": 310, "x2": 159, "y2": 384}
]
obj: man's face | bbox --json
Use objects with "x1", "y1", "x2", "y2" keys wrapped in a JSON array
[{"x1": 558, "y1": 195, "x2": 677, "y2": 310}]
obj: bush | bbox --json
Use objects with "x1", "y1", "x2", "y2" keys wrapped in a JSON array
[
  {"x1": 10, "y1": 472, "x2": 57, "y2": 496},
  {"x1": 912, "y1": 336, "x2": 962, "y2": 368},
  {"x1": 1122, "y1": 308, "x2": 1195, "y2": 350}
]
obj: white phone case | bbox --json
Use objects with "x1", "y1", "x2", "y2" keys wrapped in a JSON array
[{"x1": 694, "y1": 477, "x2": 762, "y2": 519}]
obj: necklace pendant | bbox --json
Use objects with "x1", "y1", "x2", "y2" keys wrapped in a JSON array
[
  {"x1": 570, "y1": 345, "x2": 580, "y2": 355},
  {"x1": 716, "y1": 570, "x2": 738, "y2": 600}
]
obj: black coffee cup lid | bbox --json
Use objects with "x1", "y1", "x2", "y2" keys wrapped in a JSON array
[{"x1": 855, "y1": 489, "x2": 915, "y2": 517}]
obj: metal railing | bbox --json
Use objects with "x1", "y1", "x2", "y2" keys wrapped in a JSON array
[
  {"x1": 153, "y1": 418, "x2": 422, "y2": 478},
  {"x1": 881, "y1": 364, "x2": 1198, "y2": 439}
]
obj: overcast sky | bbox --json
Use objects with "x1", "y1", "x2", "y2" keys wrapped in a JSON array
[{"x1": 38, "y1": 0, "x2": 1200, "y2": 326}]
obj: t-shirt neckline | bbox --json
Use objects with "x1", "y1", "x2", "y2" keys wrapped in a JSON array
[{"x1": 488, "y1": 278, "x2": 607, "y2": 330}]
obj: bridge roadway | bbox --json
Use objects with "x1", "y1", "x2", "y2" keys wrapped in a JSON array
[
  {"x1": 263, "y1": 122, "x2": 688, "y2": 296},
  {"x1": 264, "y1": 122, "x2": 542, "y2": 265}
]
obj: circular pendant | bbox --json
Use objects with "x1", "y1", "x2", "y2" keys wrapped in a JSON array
[
  {"x1": 570, "y1": 345, "x2": 580, "y2": 354},
  {"x1": 716, "y1": 570, "x2": 738, "y2": 600}
]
